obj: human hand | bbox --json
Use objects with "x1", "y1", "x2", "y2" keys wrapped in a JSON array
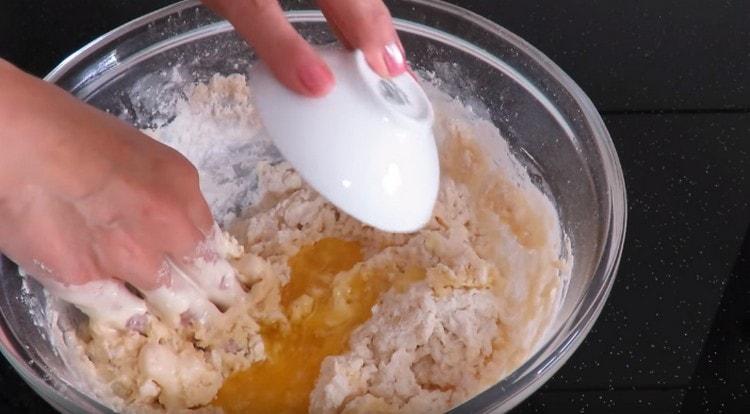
[
  {"x1": 203, "y1": 0, "x2": 407, "y2": 96},
  {"x1": 0, "y1": 60, "x2": 244, "y2": 330}
]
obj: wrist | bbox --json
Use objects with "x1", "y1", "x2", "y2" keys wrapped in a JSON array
[
  {"x1": 0, "y1": 61, "x2": 27, "y2": 200},
  {"x1": 0, "y1": 65, "x2": 57, "y2": 203},
  {"x1": 0, "y1": 63, "x2": 122, "y2": 202}
]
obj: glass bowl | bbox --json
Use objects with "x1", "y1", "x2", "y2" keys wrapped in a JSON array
[{"x1": 0, "y1": 0, "x2": 626, "y2": 412}]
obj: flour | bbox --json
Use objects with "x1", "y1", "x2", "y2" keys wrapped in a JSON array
[
  {"x1": 53, "y1": 73, "x2": 570, "y2": 414},
  {"x1": 142, "y1": 73, "x2": 281, "y2": 225}
]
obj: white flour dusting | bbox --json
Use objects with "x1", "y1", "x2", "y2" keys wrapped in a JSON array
[{"x1": 142, "y1": 73, "x2": 281, "y2": 225}]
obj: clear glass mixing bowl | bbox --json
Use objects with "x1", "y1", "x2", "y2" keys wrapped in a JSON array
[{"x1": 0, "y1": 1, "x2": 626, "y2": 412}]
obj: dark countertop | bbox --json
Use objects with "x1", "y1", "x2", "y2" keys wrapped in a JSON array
[{"x1": 1, "y1": 1, "x2": 748, "y2": 413}]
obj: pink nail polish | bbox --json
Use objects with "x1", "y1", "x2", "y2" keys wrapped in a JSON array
[
  {"x1": 298, "y1": 64, "x2": 333, "y2": 95},
  {"x1": 383, "y1": 42, "x2": 406, "y2": 76}
]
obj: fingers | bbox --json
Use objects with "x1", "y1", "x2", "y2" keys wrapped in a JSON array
[
  {"x1": 41, "y1": 278, "x2": 149, "y2": 331},
  {"x1": 206, "y1": 0, "x2": 405, "y2": 96},
  {"x1": 82, "y1": 179, "x2": 208, "y2": 291},
  {"x1": 13, "y1": 237, "x2": 150, "y2": 332},
  {"x1": 155, "y1": 168, "x2": 245, "y2": 309},
  {"x1": 91, "y1": 224, "x2": 170, "y2": 292},
  {"x1": 317, "y1": 0, "x2": 407, "y2": 77},
  {"x1": 142, "y1": 260, "x2": 222, "y2": 328},
  {"x1": 139, "y1": 197, "x2": 245, "y2": 309},
  {"x1": 91, "y1": 213, "x2": 242, "y2": 325},
  {"x1": 205, "y1": 0, "x2": 334, "y2": 96},
  {"x1": 74, "y1": 146, "x2": 244, "y2": 327},
  {"x1": 166, "y1": 224, "x2": 245, "y2": 310},
  {"x1": 76, "y1": 226, "x2": 232, "y2": 329}
]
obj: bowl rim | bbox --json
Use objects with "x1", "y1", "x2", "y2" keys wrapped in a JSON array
[{"x1": 6, "y1": 0, "x2": 626, "y2": 412}]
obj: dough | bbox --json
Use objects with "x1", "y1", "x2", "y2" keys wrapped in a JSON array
[{"x1": 57, "y1": 74, "x2": 570, "y2": 413}]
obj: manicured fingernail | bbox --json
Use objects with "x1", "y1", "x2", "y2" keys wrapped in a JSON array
[
  {"x1": 383, "y1": 42, "x2": 406, "y2": 76},
  {"x1": 297, "y1": 63, "x2": 333, "y2": 96}
]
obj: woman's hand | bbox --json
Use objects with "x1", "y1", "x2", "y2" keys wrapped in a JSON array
[
  {"x1": 203, "y1": 0, "x2": 407, "y2": 96},
  {"x1": 0, "y1": 60, "x2": 243, "y2": 329}
]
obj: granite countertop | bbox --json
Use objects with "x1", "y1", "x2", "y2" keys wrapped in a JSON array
[{"x1": 0, "y1": 1, "x2": 748, "y2": 413}]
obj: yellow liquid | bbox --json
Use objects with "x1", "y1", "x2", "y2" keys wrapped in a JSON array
[{"x1": 215, "y1": 238, "x2": 422, "y2": 414}]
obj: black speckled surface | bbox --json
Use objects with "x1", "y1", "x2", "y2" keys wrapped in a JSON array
[
  {"x1": 0, "y1": 1, "x2": 749, "y2": 413},
  {"x1": 451, "y1": 0, "x2": 750, "y2": 113}
]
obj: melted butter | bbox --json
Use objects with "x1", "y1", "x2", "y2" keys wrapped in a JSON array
[{"x1": 215, "y1": 238, "x2": 424, "y2": 413}]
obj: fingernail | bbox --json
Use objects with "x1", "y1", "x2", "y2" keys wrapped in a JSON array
[
  {"x1": 298, "y1": 63, "x2": 333, "y2": 96},
  {"x1": 383, "y1": 42, "x2": 406, "y2": 76}
]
